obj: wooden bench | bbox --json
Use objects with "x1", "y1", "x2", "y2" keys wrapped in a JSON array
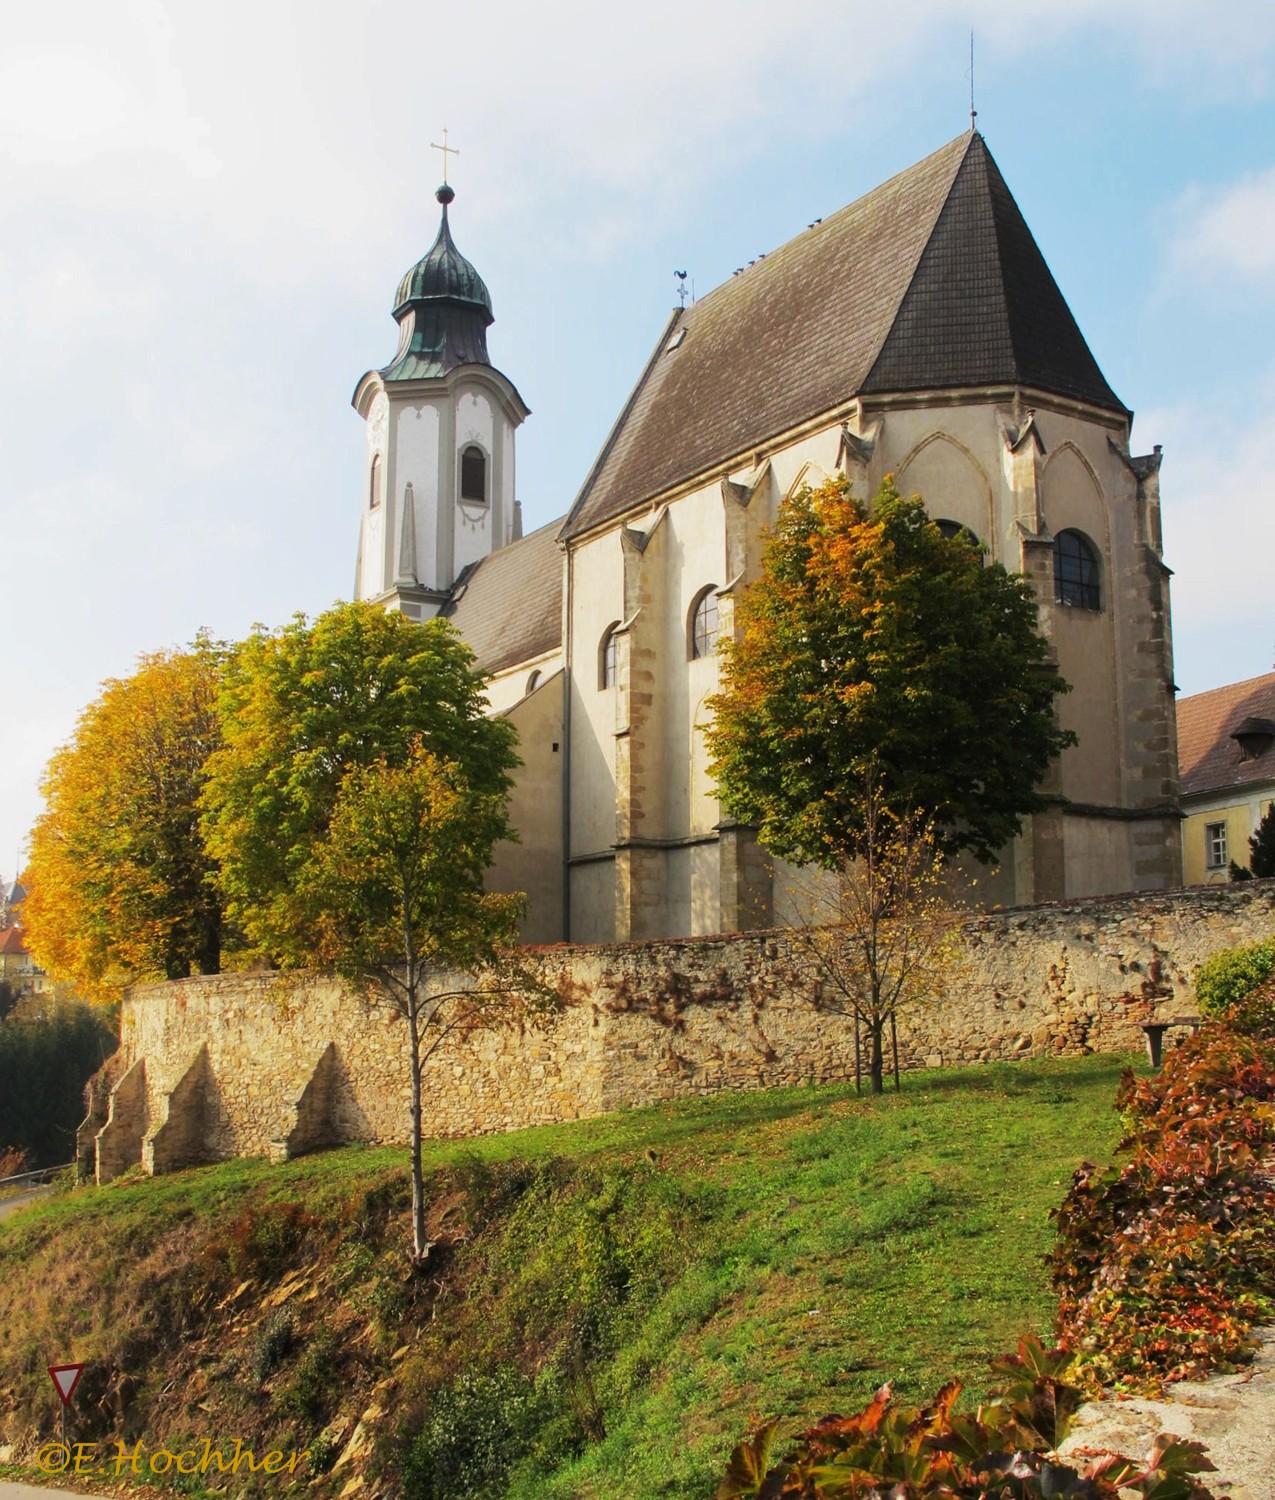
[{"x1": 1140, "y1": 1017, "x2": 1201, "y2": 1068}]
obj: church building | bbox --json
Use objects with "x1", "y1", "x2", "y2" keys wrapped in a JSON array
[{"x1": 351, "y1": 131, "x2": 1182, "y2": 944}]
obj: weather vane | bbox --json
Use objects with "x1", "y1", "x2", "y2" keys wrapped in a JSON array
[
  {"x1": 430, "y1": 127, "x2": 459, "y2": 185},
  {"x1": 969, "y1": 31, "x2": 977, "y2": 131},
  {"x1": 674, "y1": 270, "x2": 689, "y2": 308}
]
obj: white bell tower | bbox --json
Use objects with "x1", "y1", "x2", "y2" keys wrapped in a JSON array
[{"x1": 352, "y1": 181, "x2": 529, "y2": 617}]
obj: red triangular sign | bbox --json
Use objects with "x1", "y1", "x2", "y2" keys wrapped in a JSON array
[{"x1": 48, "y1": 1364, "x2": 84, "y2": 1404}]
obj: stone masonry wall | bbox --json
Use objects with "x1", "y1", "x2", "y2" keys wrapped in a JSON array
[{"x1": 84, "y1": 882, "x2": 1275, "y2": 1179}]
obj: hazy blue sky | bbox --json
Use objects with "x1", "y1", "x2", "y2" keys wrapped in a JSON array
[{"x1": 3, "y1": 0, "x2": 1274, "y2": 880}]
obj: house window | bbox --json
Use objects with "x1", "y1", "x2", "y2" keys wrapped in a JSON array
[
  {"x1": 690, "y1": 588, "x2": 719, "y2": 659},
  {"x1": 460, "y1": 445, "x2": 487, "y2": 504},
  {"x1": 526, "y1": 669, "x2": 541, "y2": 695},
  {"x1": 599, "y1": 624, "x2": 619, "y2": 689},
  {"x1": 1205, "y1": 821, "x2": 1228, "y2": 871},
  {"x1": 1053, "y1": 529, "x2": 1101, "y2": 610},
  {"x1": 368, "y1": 454, "x2": 381, "y2": 509}
]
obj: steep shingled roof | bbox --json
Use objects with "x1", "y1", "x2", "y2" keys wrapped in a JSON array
[
  {"x1": 442, "y1": 517, "x2": 564, "y2": 676},
  {"x1": 1178, "y1": 672, "x2": 1275, "y2": 800},
  {"x1": 562, "y1": 132, "x2": 1124, "y2": 541}
]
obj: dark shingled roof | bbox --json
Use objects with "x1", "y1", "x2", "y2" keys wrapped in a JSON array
[
  {"x1": 442, "y1": 517, "x2": 564, "y2": 675},
  {"x1": 562, "y1": 132, "x2": 1124, "y2": 541},
  {"x1": 1179, "y1": 672, "x2": 1275, "y2": 799}
]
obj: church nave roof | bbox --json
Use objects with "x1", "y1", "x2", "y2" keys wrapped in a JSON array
[{"x1": 563, "y1": 132, "x2": 1125, "y2": 541}]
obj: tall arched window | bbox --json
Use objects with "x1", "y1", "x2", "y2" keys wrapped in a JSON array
[
  {"x1": 460, "y1": 445, "x2": 487, "y2": 504},
  {"x1": 689, "y1": 587, "x2": 719, "y2": 659},
  {"x1": 525, "y1": 669, "x2": 542, "y2": 696},
  {"x1": 599, "y1": 624, "x2": 620, "y2": 689},
  {"x1": 368, "y1": 454, "x2": 381, "y2": 509},
  {"x1": 1053, "y1": 529, "x2": 1101, "y2": 610}
]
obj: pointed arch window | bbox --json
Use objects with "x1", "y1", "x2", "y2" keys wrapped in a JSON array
[
  {"x1": 460, "y1": 445, "x2": 487, "y2": 504},
  {"x1": 1053, "y1": 529, "x2": 1101, "y2": 610},
  {"x1": 689, "y1": 587, "x2": 720, "y2": 659},
  {"x1": 368, "y1": 454, "x2": 382, "y2": 509},
  {"x1": 599, "y1": 623, "x2": 620, "y2": 690}
]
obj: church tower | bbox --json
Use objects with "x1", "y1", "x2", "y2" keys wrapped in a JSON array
[{"x1": 352, "y1": 183, "x2": 529, "y2": 616}]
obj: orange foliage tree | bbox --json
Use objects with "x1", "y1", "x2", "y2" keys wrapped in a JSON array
[{"x1": 24, "y1": 640, "x2": 227, "y2": 1001}]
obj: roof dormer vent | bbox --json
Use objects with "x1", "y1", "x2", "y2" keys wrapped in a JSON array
[{"x1": 1231, "y1": 716, "x2": 1275, "y2": 762}]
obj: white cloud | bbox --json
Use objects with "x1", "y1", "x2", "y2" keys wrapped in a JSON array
[
  {"x1": 1143, "y1": 382, "x2": 1275, "y2": 694},
  {"x1": 1168, "y1": 167, "x2": 1275, "y2": 288}
]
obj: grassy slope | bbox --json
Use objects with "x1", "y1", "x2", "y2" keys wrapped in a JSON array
[{"x1": 0, "y1": 1055, "x2": 1132, "y2": 1499}]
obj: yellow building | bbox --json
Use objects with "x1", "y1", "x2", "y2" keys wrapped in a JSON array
[{"x1": 1178, "y1": 672, "x2": 1275, "y2": 884}]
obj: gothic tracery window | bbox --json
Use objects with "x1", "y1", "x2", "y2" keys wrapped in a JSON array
[
  {"x1": 1053, "y1": 529, "x2": 1101, "y2": 610},
  {"x1": 690, "y1": 587, "x2": 719, "y2": 659},
  {"x1": 599, "y1": 624, "x2": 619, "y2": 690}
]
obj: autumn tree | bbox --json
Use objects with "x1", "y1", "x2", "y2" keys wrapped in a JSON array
[
  {"x1": 784, "y1": 770, "x2": 962, "y2": 1093},
  {"x1": 300, "y1": 743, "x2": 560, "y2": 1261},
  {"x1": 24, "y1": 641, "x2": 226, "y2": 1001},
  {"x1": 707, "y1": 475, "x2": 1074, "y2": 870},
  {"x1": 201, "y1": 601, "x2": 520, "y2": 965}
]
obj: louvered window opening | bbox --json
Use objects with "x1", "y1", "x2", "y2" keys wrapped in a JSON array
[{"x1": 461, "y1": 446, "x2": 487, "y2": 503}]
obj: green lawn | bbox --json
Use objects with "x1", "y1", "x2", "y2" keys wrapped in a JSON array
[{"x1": 0, "y1": 1054, "x2": 1133, "y2": 1500}]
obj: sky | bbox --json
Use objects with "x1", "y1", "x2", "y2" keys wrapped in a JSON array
[{"x1": 2, "y1": 0, "x2": 1274, "y2": 881}]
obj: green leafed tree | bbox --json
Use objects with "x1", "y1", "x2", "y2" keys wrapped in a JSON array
[
  {"x1": 200, "y1": 602, "x2": 547, "y2": 1260},
  {"x1": 201, "y1": 601, "x2": 520, "y2": 965},
  {"x1": 706, "y1": 475, "x2": 1074, "y2": 870},
  {"x1": 302, "y1": 743, "x2": 558, "y2": 1261},
  {"x1": 1249, "y1": 803, "x2": 1275, "y2": 880}
]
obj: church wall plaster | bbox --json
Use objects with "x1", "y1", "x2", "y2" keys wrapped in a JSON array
[{"x1": 393, "y1": 402, "x2": 440, "y2": 589}]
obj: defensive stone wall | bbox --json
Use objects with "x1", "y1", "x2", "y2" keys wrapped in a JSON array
[{"x1": 78, "y1": 882, "x2": 1275, "y2": 1181}]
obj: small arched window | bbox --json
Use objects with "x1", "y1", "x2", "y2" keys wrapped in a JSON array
[
  {"x1": 368, "y1": 454, "x2": 381, "y2": 509},
  {"x1": 690, "y1": 587, "x2": 719, "y2": 659},
  {"x1": 526, "y1": 669, "x2": 542, "y2": 696},
  {"x1": 935, "y1": 518, "x2": 983, "y2": 563},
  {"x1": 460, "y1": 445, "x2": 487, "y2": 504},
  {"x1": 1053, "y1": 529, "x2": 1101, "y2": 610},
  {"x1": 599, "y1": 624, "x2": 620, "y2": 690}
]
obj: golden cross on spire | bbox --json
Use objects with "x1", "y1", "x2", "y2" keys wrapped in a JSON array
[{"x1": 430, "y1": 127, "x2": 459, "y2": 184}]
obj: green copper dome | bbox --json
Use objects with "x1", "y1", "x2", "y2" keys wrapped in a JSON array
[{"x1": 382, "y1": 186, "x2": 494, "y2": 381}]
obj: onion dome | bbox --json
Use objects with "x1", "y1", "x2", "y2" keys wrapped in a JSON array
[{"x1": 381, "y1": 185, "x2": 494, "y2": 381}]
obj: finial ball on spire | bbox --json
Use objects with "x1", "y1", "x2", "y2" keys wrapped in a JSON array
[{"x1": 436, "y1": 183, "x2": 455, "y2": 206}]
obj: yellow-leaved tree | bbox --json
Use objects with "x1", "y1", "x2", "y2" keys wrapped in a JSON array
[{"x1": 24, "y1": 639, "x2": 227, "y2": 1001}]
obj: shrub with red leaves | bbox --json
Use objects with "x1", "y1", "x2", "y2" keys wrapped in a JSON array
[{"x1": 1051, "y1": 1020, "x2": 1275, "y2": 1393}]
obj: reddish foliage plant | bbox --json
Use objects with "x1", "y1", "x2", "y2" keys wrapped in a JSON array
[
  {"x1": 1051, "y1": 1022, "x2": 1275, "y2": 1393},
  {"x1": 717, "y1": 1337, "x2": 1221, "y2": 1500}
]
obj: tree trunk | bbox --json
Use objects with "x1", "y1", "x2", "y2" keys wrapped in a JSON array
[
  {"x1": 407, "y1": 984, "x2": 427, "y2": 1262},
  {"x1": 869, "y1": 1019, "x2": 884, "y2": 1095}
]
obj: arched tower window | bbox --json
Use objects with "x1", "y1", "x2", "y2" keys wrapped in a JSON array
[
  {"x1": 525, "y1": 669, "x2": 542, "y2": 695},
  {"x1": 599, "y1": 624, "x2": 620, "y2": 690},
  {"x1": 460, "y1": 445, "x2": 487, "y2": 504},
  {"x1": 368, "y1": 454, "x2": 381, "y2": 509},
  {"x1": 689, "y1": 587, "x2": 720, "y2": 659},
  {"x1": 1053, "y1": 529, "x2": 1101, "y2": 610}
]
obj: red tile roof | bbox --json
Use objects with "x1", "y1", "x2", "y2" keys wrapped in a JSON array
[
  {"x1": 0, "y1": 925, "x2": 27, "y2": 956},
  {"x1": 1178, "y1": 671, "x2": 1275, "y2": 799}
]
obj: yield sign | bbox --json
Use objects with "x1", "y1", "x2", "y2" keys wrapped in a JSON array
[{"x1": 48, "y1": 1364, "x2": 84, "y2": 1405}]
